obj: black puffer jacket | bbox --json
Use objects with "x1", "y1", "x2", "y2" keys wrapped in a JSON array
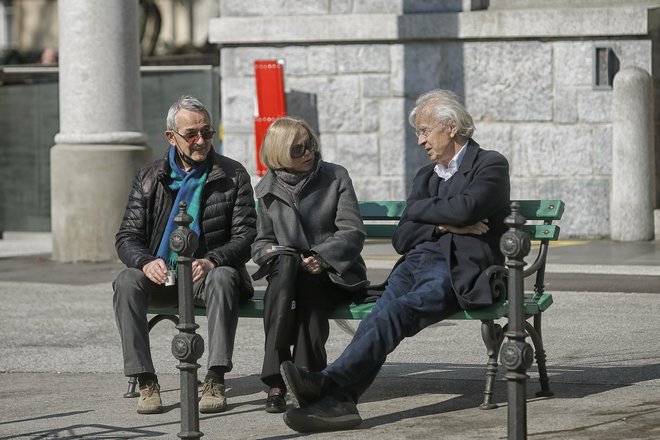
[{"x1": 115, "y1": 148, "x2": 257, "y2": 298}]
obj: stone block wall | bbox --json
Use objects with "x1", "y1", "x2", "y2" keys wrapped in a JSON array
[{"x1": 210, "y1": 1, "x2": 660, "y2": 239}]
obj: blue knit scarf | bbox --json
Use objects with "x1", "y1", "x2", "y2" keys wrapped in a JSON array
[{"x1": 156, "y1": 146, "x2": 209, "y2": 269}]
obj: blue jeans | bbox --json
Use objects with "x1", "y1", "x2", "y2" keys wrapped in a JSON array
[{"x1": 324, "y1": 251, "x2": 460, "y2": 402}]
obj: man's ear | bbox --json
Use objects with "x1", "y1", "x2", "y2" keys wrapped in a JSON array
[{"x1": 165, "y1": 131, "x2": 175, "y2": 145}]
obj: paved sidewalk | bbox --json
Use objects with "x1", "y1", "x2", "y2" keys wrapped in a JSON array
[
  {"x1": 2, "y1": 231, "x2": 660, "y2": 274},
  {"x1": 1, "y1": 233, "x2": 659, "y2": 439}
]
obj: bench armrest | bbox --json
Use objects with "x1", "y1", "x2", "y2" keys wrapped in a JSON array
[{"x1": 485, "y1": 265, "x2": 508, "y2": 302}]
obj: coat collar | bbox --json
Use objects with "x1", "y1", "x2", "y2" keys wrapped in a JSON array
[
  {"x1": 424, "y1": 139, "x2": 480, "y2": 195},
  {"x1": 456, "y1": 138, "x2": 479, "y2": 174},
  {"x1": 255, "y1": 155, "x2": 323, "y2": 199}
]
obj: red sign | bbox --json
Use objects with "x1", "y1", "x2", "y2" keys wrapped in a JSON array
[{"x1": 254, "y1": 60, "x2": 286, "y2": 175}]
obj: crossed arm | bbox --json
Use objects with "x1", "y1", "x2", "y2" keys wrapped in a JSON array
[
  {"x1": 437, "y1": 219, "x2": 489, "y2": 236},
  {"x1": 393, "y1": 153, "x2": 509, "y2": 254}
]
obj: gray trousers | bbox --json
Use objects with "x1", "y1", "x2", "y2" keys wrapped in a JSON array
[{"x1": 113, "y1": 266, "x2": 240, "y2": 377}]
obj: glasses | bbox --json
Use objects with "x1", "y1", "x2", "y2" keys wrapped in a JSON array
[
  {"x1": 171, "y1": 128, "x2": 216, "y2": 144},
  {"x1": 290, "y1": 138, "x2": 317, "y2": 159},
  {"x1": 414, "y1": 122, "x2": 443, "y2": 139}
]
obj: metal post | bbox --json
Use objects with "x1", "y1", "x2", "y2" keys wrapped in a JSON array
[
  {"x1": 499, "y1": 201, "x2": 533, "y2": 440},
  {"x1": 169, "y1": 201, "x2": 204, "y2": 440}
]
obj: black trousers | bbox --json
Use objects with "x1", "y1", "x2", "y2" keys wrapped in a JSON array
[{"x1": 261, "y1": 270, "x2": 351, "y2": 388}]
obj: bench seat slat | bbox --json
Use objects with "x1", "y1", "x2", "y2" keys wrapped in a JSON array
[
  {"x1": 523, "y1": 293, "x2": 554, "y2": 315},
  {"x1": 449, "y1": 301, "x2": 508, "y2": 320},
  {"x1": 148, "y1": 292, "x2": 554, "y2": 322}
]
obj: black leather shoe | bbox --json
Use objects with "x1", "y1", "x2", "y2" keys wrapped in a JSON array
[
  {"x1": 283, "y1": 395, "x2": 362, "y2": 433},
  {"x1": 280, "y1": 361, "x2": 323, "y2": 408},
  {"x1": 265, "y1": 393, "x2": 286, "y2": 413}
]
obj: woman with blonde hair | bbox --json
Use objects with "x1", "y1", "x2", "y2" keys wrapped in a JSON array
[{"x1": 251, "y1": 116, "x2": 368, "y2": 413}]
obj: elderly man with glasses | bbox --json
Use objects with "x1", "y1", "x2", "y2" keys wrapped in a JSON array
[
  {"x1": 280, "y1": 89, "x2": 511, "y2": 433},
  {"x1": 113, "y1": 95, "x2": 257, "y2": 415}
]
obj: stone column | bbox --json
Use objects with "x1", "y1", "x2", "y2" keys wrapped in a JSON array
[
  {"x1": 51, "y1": 0, "x2": 149, "y2": 261},
  {"x1": 610, "y1": 67, "x2": 656, "y2": 241}
]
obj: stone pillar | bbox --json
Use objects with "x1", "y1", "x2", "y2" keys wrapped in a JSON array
[
  {"x1": 51, "y1": 0, "x2": 149, "y2": 261},
  {"x1": 610, "y1": 67, "x2": 656, "y2": 241}
]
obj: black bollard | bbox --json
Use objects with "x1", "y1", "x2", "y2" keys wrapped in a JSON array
[
  {"x1": 169, "y1": 201, "x2": 204, "y2": 440},
  {"x1": 499, "y1": 201, "x2": 533, "y2": 440}
]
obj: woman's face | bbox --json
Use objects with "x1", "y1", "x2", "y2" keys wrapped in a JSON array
[{"x1": 287, "y1": 129, "x2": 315, "y2": 173}]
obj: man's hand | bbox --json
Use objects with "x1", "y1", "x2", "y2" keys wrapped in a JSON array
[
  {"x1": 142, "y1": 259, "x2": 168, "y2": 285},
  {"x1": 301, "y1": 255, "x2": 322, "y2": 274},
  {"x1": 437, "y1": 219, "x2": 489, "y2": 235},
  {"x1": 192, "y1": 258, "x2": 215, "y2": 283}
]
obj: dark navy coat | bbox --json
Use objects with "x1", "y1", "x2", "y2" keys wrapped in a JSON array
[{"x1": 393, "y1": 139, "x2": 510, "y2": 309}]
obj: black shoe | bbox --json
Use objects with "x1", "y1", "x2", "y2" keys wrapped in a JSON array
[
  {"x1": 280, "y1": 361, "x2": 323, "y2": 408},
  {"x1": 283, "y1": 395, "x2": 362, "y2": 433},
  {"x1": 265, "y1": 388, "x2": 287, "y2": 414}
]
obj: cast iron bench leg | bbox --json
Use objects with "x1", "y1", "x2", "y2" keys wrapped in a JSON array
[
  {"x1": 123, "y1": 314, "x2": 180, "y2": 398},
  {"x1": 479, "y1": 319, "x2": 504, "y2": 410},
  {"x1": 148, "y1": 314, "x2": 180, "y2": 331},
  {"x1": 526, "y1": 315, "x2": 553, "y2": 397},
  {"x1": 124, "y1": 376, "x2": 140, "y2": 398}
]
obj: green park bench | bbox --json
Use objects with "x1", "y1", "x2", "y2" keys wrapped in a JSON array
[{"x1": 126, "y1": 199, "x2": 565, "y2": 410}]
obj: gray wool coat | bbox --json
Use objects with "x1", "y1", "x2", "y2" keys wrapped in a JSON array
[{"x1": 251, "y1": 158, "x2": 368, "y2": 291}]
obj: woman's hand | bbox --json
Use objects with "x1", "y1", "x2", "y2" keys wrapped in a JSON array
[
  {"x1": 437, "y1": 219, "x2": 489, "y2": 235},
  {"x1": 300, "y1": 255, "x2": 322, "y2": 274}
]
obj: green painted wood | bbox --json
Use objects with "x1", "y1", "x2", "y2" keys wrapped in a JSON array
[
  {"x1": 148, "y1": 199, "x2": 562, "y2": 324},
  {"x1": 363, "y1": 223, "x2": 398, "y2": 238},
  {"x1": 358, "y1": 200, "x2": 565, "y2": 222},
  {"x1": 522, "y1": 293, "x2": 554, "y2": 315},
  {"x1": 359, "y1": 201, "x2": 406, "y2": 220},
  {"x1": 449, "y1": 300, "x2": 508, "y2": 320},
  {"x1": 149, "y1": 291, "x2": 553, "y2": 322},
  {"x1": 358, "y1": 201, "x2": 564, "y2": 239},
  {"x1": 517, "y1": 200, "x2": 564, "y2": 221},
  {"x1": 522, "y1": 224, "x2": 561, "y2": 241}
]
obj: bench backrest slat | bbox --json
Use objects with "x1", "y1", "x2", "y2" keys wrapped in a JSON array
[
  {"x1": 359, "y1": 201, "x2": 406, "y2": 220},
  {"x1": 359, "y1": 199, "x2": 563, "y2": 241},
  {"x1": 516, "y1": 199, "x2": 564, "y2": 221},
  {"x1": 522, "y1": 224, "x2": 560, "y2": 241},
  {"x1": 364, "y1": 224, "x2": 398, "y2": 238}
]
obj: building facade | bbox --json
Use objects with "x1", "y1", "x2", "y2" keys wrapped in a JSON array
[
  {"x1": 210, "y1": 0, "x2": 660, "y2": 239},
  {"x1": 1, "y1": 0, "x2": 658, "y2": 240}
]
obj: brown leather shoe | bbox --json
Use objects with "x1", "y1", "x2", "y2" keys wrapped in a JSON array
[
  {"x1": 199, "y1": 379, "x2": 227, "y2": 413},
  {"x1": 137, "y1": 380, "x2": 162, "y2": 414}
]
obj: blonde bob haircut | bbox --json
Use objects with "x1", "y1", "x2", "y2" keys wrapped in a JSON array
[{"x1": 260, "y1": 116, "x2": 320, "y2": 170}]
